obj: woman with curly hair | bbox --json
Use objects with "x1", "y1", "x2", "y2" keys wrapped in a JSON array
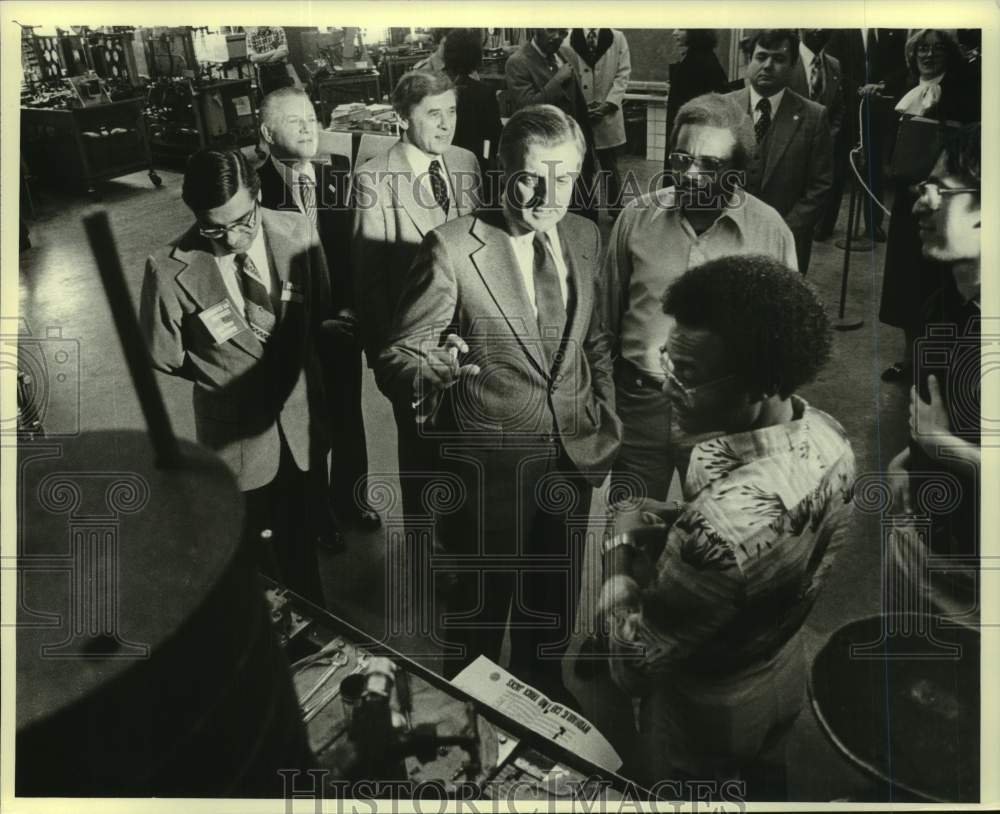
[
  {"x1": 879, "y1": 28, "x2": 980, "y2": 382},
  {"x1": 597, "y1": 254, "x2": 856, "y2": 798}
]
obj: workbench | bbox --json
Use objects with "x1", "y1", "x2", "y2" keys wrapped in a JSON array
[{"x1": 20, "y1": 98, "x2": 160, "y2": 200}]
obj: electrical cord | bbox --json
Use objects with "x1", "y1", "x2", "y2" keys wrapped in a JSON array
[{"x1": 848, "y1": 89, "x2": 893, "y2": 219}]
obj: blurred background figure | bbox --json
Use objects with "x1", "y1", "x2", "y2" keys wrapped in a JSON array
[
  {"x1": 246, "y1": 26, "x2": 294, "y2": 98},
  {"x1": 663, "y1": 30, "x2": 729, "y2": 177},
  {"x1": 878, "y1": 28, "x2": 980, "y2": 383},
  {"x1": 564, "y1": 28, "x2": 632, "y2": 218},
  {"x1": 443, "y1": 28, "x2": 503, "y2": 183},
  {"x1": 413, "y1": 28, "x2": 451, "y2": 73}
]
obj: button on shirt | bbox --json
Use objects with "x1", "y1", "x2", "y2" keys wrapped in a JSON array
[
  {"x1": 271, "y1": 156, "x2": 317, "y2": 222},
  {"x1": 215, "y1": 226, "x2": 273, "y2": 315},
  {"x1": 506, "y1": 222, "x2": 570, "y2": 319},
  {"x1": 608, "y1": 186, "x2": 798, "y2": 377},
  {"x1": 399, "y1": 141, "x2": 455, "y2": 217}
]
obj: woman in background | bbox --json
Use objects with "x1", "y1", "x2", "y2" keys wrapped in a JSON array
[
  {"x1": 663, "y1": 30, "x2": 729, "y2": 177},
  {"x1": 878, "y1": 28, "x2": 980, "y2": 382}
]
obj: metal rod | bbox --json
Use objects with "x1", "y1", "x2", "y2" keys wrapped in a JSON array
[{"x1": 84, "y1": 210, "x2": 183, "y2": 468}]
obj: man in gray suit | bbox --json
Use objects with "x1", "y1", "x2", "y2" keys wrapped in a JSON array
[
  {"x1": 726, "y1": 29, "x2": 833, "y2": 273},
  {"x1": 375, "y1": 105, "x2": 622, "y2": 706},
  {"x1": 141, "y1": 148, "x2": 332, "y2": 603},
  {"x1": 352, "y1": 71, "x2": 482, "y2": 533}
]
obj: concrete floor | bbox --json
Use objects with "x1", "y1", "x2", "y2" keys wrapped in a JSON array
[{"x1": 17, "y1": 153, "x2": 912, "y2": 801}]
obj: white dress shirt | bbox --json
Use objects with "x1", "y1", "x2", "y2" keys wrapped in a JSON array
[
  {"x1": 749, "y1": 85, "x2": 786, "y2": 124},
  {"x1": 270, "y1": 155, "x2": 317, "y2": 218},
  {"x1": 507, "y1": 223, "x2": 570, "y2": 319},
  {"x1": 399, "y1": 140, "x2": 454, "y2": 211},
  {"x1": 215, "y1": 225, "x2": 272, "y2": 314}
]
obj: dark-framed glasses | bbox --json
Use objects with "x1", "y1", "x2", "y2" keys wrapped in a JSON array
[
  {"x1": 658, "y1": 344, "x2": 737, "y2": 404},
  {"x1": 916, "y1": 43, "x2": 948, "y2": 56},
  {"x1": 198, "y1": 201, "x2": 259, "y2": 240},
  {"x1": 667, "y1": 151, "x2": 727, "y2": 174},
  {"x1": 911, "y1": 181, "x2": 978, "y2": 209}
]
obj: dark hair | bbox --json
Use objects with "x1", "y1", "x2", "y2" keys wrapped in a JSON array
[
  {"x1": 683, "y1": 29, "x2": 718, "y2": 52},
  {"x1": 904, "y1": 28, "x2": 963, "y2": 78},
  {"x1": 443, "y1": 28, "x2": 483, "y2": 77},
  {"x1": 181, "y1": 148, "x2": 259, "y2": 212},
  {"x1": 498, "y1": 104, "x2": 585, "y2": 172},
  {"x1": 941, "y1": 122, "x2": 981, "y2": 189},
  {"x1": 669, "y1": 92, "x2": 754, "y2": 173},
  {"x1": 662, "y1": 254, "x2": 831, "y2": 399},
  {"x1": 391, "y1": 70, "x2": 454, "y2": 119},
  {"x1": 741, "y1": 29, "x2": 800, "y2": 66}
]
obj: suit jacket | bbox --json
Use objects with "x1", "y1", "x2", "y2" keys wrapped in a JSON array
[
  {"x1": 140, "y1": 209, "x2": 332, "y2": 491},
  {"x1": 452, "y1": 75, "x2": 504, "y2": 177},
  {"x1": 351, "y1": 141, "x2": 482, "y2": 361},
  {"x1": 564, "y1": 29, "x2": 632, "y2": 149},
  {"x1": 789, "y1": 50, "x2": 845, "y2": 144},
  {"x1": 375, "y1": 211, "x2": 622, "y2": 487},
  {"x1": 258, "y1": 157, "x2": 353, "y2": 309},
  {"x1": 725, "y1": 87, "x2": 834, "y2": 236}
]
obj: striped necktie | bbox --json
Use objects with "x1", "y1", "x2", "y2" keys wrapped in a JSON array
[
  {"x1": 297, "y1": 175, "x2": 317, "y2": 228},
  {"x1": 236, "y1": 253, "x2": 275, "y2": 342},
  {"x1": 809, "y1": 56, "x2": 824, "y2": 101},
  {"x1": 532, "y1": 232, "x2": 567, "y2": 371},
  {"x1": 755, "y1": 97, "x2": 772, "y2": 144}
]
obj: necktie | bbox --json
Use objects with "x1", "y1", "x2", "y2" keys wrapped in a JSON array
[
  {"x1": 532, "y1": 232, "x2": 567, "y2": 371},
  {"x1": 586, "y1": 29, "x2": 598, "y2": 54},
  {"x1": 546, "y1": 52, "x2": 559, "y2": 72},
  {"x1": 235, "y1": 253, "x2": 275, "y2": 342},
  {"x1": 809, "y1": 56, "x2": 824, "y2": 101},
  {"x1": 428, "y1": 159, "x2": 450, "y2": 216},
  {"x1": 755, "y1": 96, "x2": 772, "y2": 144},
  {"x1": 297, "y1": 175, "x2": 317, "y2": 228}
]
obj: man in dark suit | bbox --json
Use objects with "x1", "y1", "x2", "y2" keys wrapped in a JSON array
[
  {"x1": 140, "y1": 148, "x2": 331, "y2": 604},
  {"x1": 505, "y1": 29, "x2": 599, "y2": 221},
  {"x1": 825, "y1": 28, "x2": 909, "y2": 241},
  {"x1": 352, "y1": 71, "x2": 482, "y2": 535},
  {"x1": 375, "y1": 105, "x2": 622, "y2": 706},
  {"x1": 790, "y1": 29, "x2": 847, "y2": 240},
  {"x1": 257, "y1": 87, "x2": 380, "y2": 535},
  {"x1": 726, "y1": 29, "x2": 833, "y2": 274}
]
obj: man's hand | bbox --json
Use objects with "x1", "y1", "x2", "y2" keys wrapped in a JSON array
[
  {"x1": 594, "y1": 575, "x2": 640, "y2": 639},
  {"x1": 414, "y1": 333, "x2": 480, "y2": 398},
  {"x1": 322, "y1": 307, "x2": 358, "y2": 341},
  {"x1": 611, "y1": 496, "x2": 682, "y2": 537},
  {"x1": 552, "y1": 63, "x2": 575, "y2": 85},
  {"x1": 858, "y1": 82, "x2": 887, "y2": 98},
  {"x1": 886, "y1": 447, "x2": 914, "y2": 515},
  {"x1": 910, "y1": 375, "x2": 953, "y2": 458},
  {"x1": 587, "y1": 101, "x2": 615, "y2": 121}
]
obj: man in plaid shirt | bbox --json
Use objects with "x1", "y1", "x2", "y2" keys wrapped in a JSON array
[{"x1": 246, "y1": 26, "x2": 293, "y2": 96}]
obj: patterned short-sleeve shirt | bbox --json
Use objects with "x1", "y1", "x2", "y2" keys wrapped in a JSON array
[
  {"x1": 246, "y1": 27, "x2": 287, "y2": 58},
  {"x1": 632, "y1": 395, "x2": 856, "y2": 676}
]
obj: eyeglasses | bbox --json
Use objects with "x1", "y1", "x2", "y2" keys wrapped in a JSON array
[
  {"x1": 911, "y1": 181, "x2": 978, "y2": 210},
  {"x1": 667, "y1": 151, "x2": 728, "y2": 174},
  {"x1": 658, "y1": 345, "x2": 737, "y2": 405},
  {"x1": 916, "y1": 44, "x2": 948, "y2": 56},
  {"x1": 198, "y1": 201, "x2": 259, "y2": 240}
]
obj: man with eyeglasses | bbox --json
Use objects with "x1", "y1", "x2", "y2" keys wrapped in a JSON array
[
  {"x1": 601, "y1": 93, "x2": 796, "y2": 509},
  {"x1": 140, "y1": 148, "x2": 333, "y2": 604},
  {"x1": 887, "y1": 123, "x2": 981, "y2": 622},
  {"x1": 725, "y1": 29, "x2": 833, "y2": 274},
  {"x1": 597, "y1": 254, "x2": 855, "y2": 797}
]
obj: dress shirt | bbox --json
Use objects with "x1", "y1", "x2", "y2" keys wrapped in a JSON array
[
  {"x1": 749, "y1": 85, "x2": 786, "y2": 124},
  {"x1": 613, "y1": 186, "x2": 798, "y2": 376},
  {"x1": 531, "y1": 38, "x2": 564, "y2": 68},
  {"x1": 895, "y1": 72, "x2": 944, "y2": 116},
  {"x1": 398, "y1": 141, "x2": 455, "y2": 213},
  {"x1": 505, "y1": 217, "x2": 571, "y2": 319},
  {"x1": 799, "y1": 41, "x2": 825, "y2": 89},
  {"x1": 215, "y1": 225, "x2": 273, "y2": 314},
  {"x1": 270, "y1": 156, "x2": 317, "y2": 219}
]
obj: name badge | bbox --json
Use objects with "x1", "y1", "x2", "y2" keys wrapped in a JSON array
[
  {"x1": 198, "y1": 299, "x2": 241, "y2": 344},
  {"x1": 281, "y1": 281, "x2": 304, "y2": 304}
]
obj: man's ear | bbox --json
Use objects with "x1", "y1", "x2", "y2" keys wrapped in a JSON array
[{"x1": 260, "y1": 124, "x2": 274, "y2": 146}]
